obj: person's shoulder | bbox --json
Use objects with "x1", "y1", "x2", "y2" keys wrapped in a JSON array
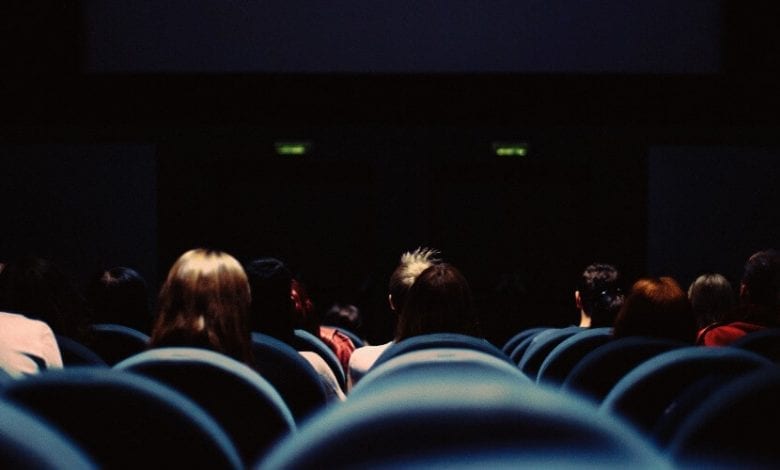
[
  {"x1": 349, "y1": 341, "x2": 392, "y2": 366},
  {"x1": 0, "y1": 311, "x2": 54, "y2": 333},
  {"x1": 697, "y1": 320, "x2": 765, "y2": 346}
]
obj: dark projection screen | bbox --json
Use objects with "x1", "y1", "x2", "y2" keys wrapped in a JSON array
[{"x1": 83, "y1": 0, "x2": 721, "y2": 74}]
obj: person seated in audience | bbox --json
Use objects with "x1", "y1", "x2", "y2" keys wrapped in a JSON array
[
  {"x1": 348, "y1": 247, "x2": 440, "y2": 388},
  {"x1": 149, "y1": 248, "x2": 254, "y2": 366},
  {"x1": 575, "y1": 262, "x2": 625, "y2": 328},
  {"x1": 0, "y1": 309, "x2": 63, "y2": 377},
  {"x1": 244, "y1": 256, "x2": 344, "y2": 401},
  {"x1": 290, "y1": 277, "x2": 356, "y2": 375},
  {"x1": 0, "y1": 255, "x2": 91, "y2": 344},
  {"x1": 687, "y1": 273, "x2": 735, "y2": 335},
  {"x1": 395, "y1": 262, "x2": 481, "y2": 341},
  {"x1": 85, "y1": 266, "x2": 152, "y2": 334},
  {"x1": 697, "y1": 249, "x2": 780, "y2": 346},
  {"x1": 612, "y1": 276, "x2": 697, "y2": 344},
  {"x1": 322, "y1": 302, "x2": 364, "y2": 341}
]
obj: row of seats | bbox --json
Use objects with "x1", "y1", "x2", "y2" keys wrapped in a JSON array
[{"x1": 5, "y1": 327, "x2": 780, "y2": 468}]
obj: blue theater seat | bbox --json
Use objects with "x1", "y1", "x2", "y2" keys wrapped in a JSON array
[
  {"x1": 372, "y1": 332, "x2": 511, "y2": 371},
  {"x1": 0, "y1": 399, "x2": 97, "y2": 469},
  {"x1": 536, "y1": 327, "x2": 612, "y2": 386},
  {"x1": 259, "y1": 348, "x2": 672, "y2": 469},
  {"x1": 115, "y1": 347, "x2": 296, "y2": 466},
  {"x1": 0, "y1": 367, "x2": 243, "y2": 469}
]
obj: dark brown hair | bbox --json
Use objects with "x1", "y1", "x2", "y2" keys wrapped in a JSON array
[
  {"x1": 150, "y1": 248, "x2": 253, "y2": 365},
  {"x1": 396, "y1": 263, "x2": 480, "y2": 341}
]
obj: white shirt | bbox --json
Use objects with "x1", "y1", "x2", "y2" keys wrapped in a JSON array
[
  {"x1": 300, "y1": 351, "x2": 346, "y2": 402},
  {"x1": 0, "y1": 311, "x2": 63, "y2": 378},
  {"x1": 347, "y1": 341, "x2": 393, "y2": 390}
]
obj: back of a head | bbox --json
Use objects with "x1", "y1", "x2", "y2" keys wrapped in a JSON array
[
  {"x1": 387, "y1": 247, "x2": 441, "y2": 312},
  {"x1": 396, "y1": 263, "x2": 480, "y2": 341},
  {"x1": 244, "y1": 257, "x2": 295, "y2": 342},
  {"x1": 86, "y1": 266, "x2": 151, "y2": 332},
  {"x1": 741, "y1": 249, "x2": 780, "y2": 309},
  {"x1": 613, "y1": 277, "x2": 696, "y2": 344},
  {"x1": 151, "y1": 248, "x2": 252, "y2": 364},
  {"x1": 578, "y1": 263, "x2": 624, "y2": 328},
  {"x1": 0, "y1": 255, "x2": 88, "y2": 339},
  {"x1": 687, "y1": 273, "x2": 735, "y2": 329}
]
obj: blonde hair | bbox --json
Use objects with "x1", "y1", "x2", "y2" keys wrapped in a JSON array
[
  {"x1": 388, "y1": 247, "x2": 441, "y2": 311},
  {"x1": 151, "y1": 248, "x2": 253, "y2": 364}
]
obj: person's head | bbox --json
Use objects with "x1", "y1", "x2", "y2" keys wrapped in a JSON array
[
  {"x1": 613, "y1": 276, "x2": 696, "y2": 343},
  {"x1": 150, "y1": 248, "x2": 252, "y2": 364},
  {"x1": 396, "y1": 263, "x2": 480, "y2": 341},
  {"x1": 322, "y1": 302, "x2": 363, "y2": 336},
  {"x1": 244, "y1": 257, "x2": 295, "y2": 342},
  {"x1": 0, "y1": 254, "x2": 88, "y2": 339},
  {"x1": 740, "y1": 249, "x2": 780, "y2": 309},
  {"x1": 387, "y1": 247, "x2": 441, "y2": 312},
  {"x1": 290, "y1": 276, "x2": 318, "y2": 336},
  {"x1": 688, "y1": 273, "x2": 735, "y2": 329},
  {"x1": 575, "y1": 263, "x2": 625, "y2": 328},
  {"x1": 85, "y1": 266, "x2": 151, "y2": 333}
]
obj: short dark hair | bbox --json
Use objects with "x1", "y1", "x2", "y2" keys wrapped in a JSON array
[
  {"x1": 244, "y1": 257, "x2": 294, "y2": 342},
  {"x1": 86, "y1": 266, "x2": 151, "y2": 333},
  {"x1": 577, "y1": 263, "x2": 624, "y2": 327},
  {"x1": 741, "y1": 249, "x2": 780, "y2": 308}
]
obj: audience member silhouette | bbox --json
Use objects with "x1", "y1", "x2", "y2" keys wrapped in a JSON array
[
  {"x1": 698, "y1": 249, "x2": 780, "y2": 346},
  {"x1": 612, "y1": 276, "x2": 697, "y2": 344},
  {"x1": 687, "y1": 273, "x2": 735, "y2": 333},
  {"x1": 348, "y1": 247, "x2": 440, "y2": 388},
  {"x1": 85, "y1": 266, "x2": 152, "y2": 334},
  {"x1": 395, "y1": 262, "x2": 481, "y2": 340},
  {"x1": 149, "y1": 248, "x2": 254, "y2": 366},
  {"x1": 0, "y1": 255, "x2": 91, "y2": 343},
  {"x1": 575, "y1": 262, "x2": 625, "y2": 328},
  {"x1": 290, "y1": 276, "x2": 355, "y2": 375},
  {"x1": 322, "y1": 302, "x2": 363, "y2": 339},
  {"x1": 244, "y1": 256, "x2": 344, "y2": 401}
]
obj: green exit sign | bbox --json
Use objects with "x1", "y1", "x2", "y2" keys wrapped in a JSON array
[
  {"x1": 275, "y1": 142, "x2": 312, "y2": 156},
  {"x1": 492, "y1": 142, "x2": 528, "y2": 157}
]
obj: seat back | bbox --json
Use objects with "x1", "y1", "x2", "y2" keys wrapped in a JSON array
[
  {"x1": 372, "y1": 332, "x2": 511, "y2": 371},
  {"x1": 260, "y1": 351, "x2": 672, "y2": 469},
  {"x1": 251, "y1": 332, "x2": 329, "y2": 423},
  {"x1": 351, "y1": 348, "x2": 533, "y2": 398},
  {"x1": 115, "y1": 347, "x2": 295, "y2": 465},
  {"x1": 537, "y1": 327, "x2": 612, "y2": 386},
  {"x1": 291, "y1": 329, "x2": 346, "y2": 392},
  {"x1": 501, "y1": 326, "x2": 547, "y2": 355},
  {"x1": 1, "y1": 367, "x2": 243, "y2": 469},
  {"x1": 55, "y1": 335, "x2": 108, "y2": 367},
  {"x1": 562, "y1": 336, "x2": 686, "y2": 404},
  {"x1": 600, "y1": 346, "x2": 772, "y2": 437},
  {"x1": 87, "y1": 323, "x2": 150, "y2": 366},
  {"x1": 666, "y1": 366, "x2": 780, "y2": 468},
  {"x1": 516, "y1": 326, "x2": 583, "y2": 379},
  {"x1": 730, "y1": 327, "x2": 780, "y2": 362},
  {"x1": 0, "y1": 399, "x2": 97, "y2": 469}
]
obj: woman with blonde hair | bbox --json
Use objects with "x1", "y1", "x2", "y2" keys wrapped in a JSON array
[{"x1": 150, "y1": 248, "x2": 253, "y2": 366}]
